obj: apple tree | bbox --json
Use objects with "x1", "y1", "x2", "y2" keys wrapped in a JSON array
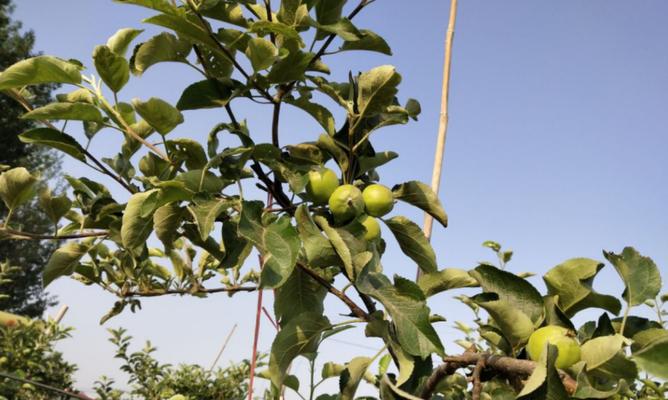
[{"x1": 0, "y1": 0, "x2": 666, "y2": 398}]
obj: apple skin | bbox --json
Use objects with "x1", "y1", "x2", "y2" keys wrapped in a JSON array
[
  {"x1": 328, "y1": 184, "x2": 365, "y2": 223},
  {"x1": 306, "y1": 168, "x2": 339, "y2": 204},
  {"x1": 527, "y1": 325, "x2": 581, "y2": 369},
  {"x1": 362, "y1": 184, "x2": 394, "y2": 217},
  {"x1": 359, "y1": 215, "x2": 381, "y2": 241}
]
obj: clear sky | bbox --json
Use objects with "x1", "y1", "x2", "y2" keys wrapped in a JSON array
[{"x1": 10, "y1": 0, "x2": 668, "y2": 397}]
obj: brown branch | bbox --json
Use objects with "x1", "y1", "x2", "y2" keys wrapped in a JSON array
[
  {"x1": 471, "y1": 357, "x2": 485, "y2": 400},
  {"x1": 421, "y1": 352, "x2": 577, "y2": 399},
  {"x1": 297, "y1": 263, "x2": 369, "y2": 321},
  {"x1": 1, "y1": 227, "x2": 109, "y2": 240},
  {"x1": 119, "y1": 285, "x2": 258, "y2": 298}
]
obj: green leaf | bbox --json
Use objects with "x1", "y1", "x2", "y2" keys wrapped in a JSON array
[
  {"x1": 274, "y1": 267, "x2": 327, "y2": 326},
  {"x1": 277, "y1": 0, "x2": 303, "y2": 25},
  {"x1": 0, "y1": 167, "x2": 38, "y2": 210},
  {"x1": 392, "y1": 181, "x2": 448, "y2": 227},
  {"x1": 357, "y1": 151, "x2": 398, "y2": 175},
  {"x1": 580, "y1": 334, "x2": 637, "y2": 380},
  {"x1": 220, "y1": 218, "x2": 252, "y2": 269},
  {"x1": 340, "y1": 29, "x2": 392, "y2": 55},
  {"x1": 286, "y1": 93, "x2": 336, "y2": 135},
  {"x1": 543, "y1": 258, "x2": 622, "y2": 317},
  {"x1": 472, "y1": 292, "x2": 535, "y2": 351},
  {"x1": 43, "y1": 242, "x2": 91, "y2": 287},
  {"x1": 268, "y1": 312, "x2": 330, "y2": 388},
  {"x1": 314, "y1": 0, "x2": 345, "y2": 39},
  {"x1": 121, "y1": 189, "x2": 160, "y2": 252},
  {"x1": 249, "y1": 21, "x2": 303, "y2": 45},
  {"x1": 470, "y1": 264, "x2": 545, "y2": 324},
  {"x1": 21, "y1": 102, "x2": 103, "y2": 122},
  {"x1": 317, "y1": 134, "x2": 349, "y2": 173},
  {"x1": 604, "y1": 247, "x2": 662, "y2": 307},
  {"x1": 517, "y1": 344, "x2": 569, "y2": 400},
  {"x1": 357, "y1": 65, "x2": 401, "y2": 119},
  {"x1": 199, "y1": 2, "x2": 248, "y2": 27},
  {"x1": 339, "y1": 357, "x2": 372, "y2": 400},
  {"x1": 176, "y1": 79, "x2": 238, "y2": 110},
  {"x1": 267, "y1": 50, "x2": 313, "y2": 83},
  {"x1": 245, "y1": 37, "x2": 277, "y2": 71},
  {"x1": 187, "y1": 197, "x2": 236, "y2": 241},
  {"x1": 39, "y1": 189, "x2": 72, "y2": 224},
  {"x1": 418, "y1": 268, "x2": 478, "y2": 297},
  {"x1": 132, "y1": 97, "x2": 184, "y2": 134},
  {"x1": 358, "y1": 272, "x2": 445, "y2": 357},
  {"x1": 143, "y1": 13, "x2": 219, "y2": 49},
  {"x1": 294, "y1": 205, "x2": 339, "y2": 268},
  {"x1": 383, "y1": 216, "x2": 437, "y2": 273},
  {"x1": 130, "y1": 32, "x2": 192, "y2": 75},
  {"x1": 166, "y1": 138, "x2": 207, "y2": 169},
  {"x1": 19, "y1": 128, "x2": 87, "y2": 162},
  {"x1": 0, "y1": 55, "x2": 82, "y2": 90},
  {"x1": 313, "y1": 215, "x2": 354, "y2": 278},
  {"x1": 107, "y1": 27, "x2": 144, "y2": 56},
  {"x1": 238, "y1": 201, "x2": 300, "y2": 288},
  {"x1": 93, "y1": 45, "x2": 130, "y2": 93},
  {"x1": 316, "y1": 18, "x2": 362, "y2": 42},
  {"x1": 633, "y1": 336, "x2": 668, "y2": 379},
  {"x1": 153, "y1": 203, "x2": 183, "y2": 249},
  {"x1": 113, "y1": 0, "x2": 181, "y2": 15},
  {"x1": 572, "y1": 363, "x2": 629, "y2": 399}
]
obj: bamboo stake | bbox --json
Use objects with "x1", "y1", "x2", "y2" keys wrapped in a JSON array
[
  {"x1": 209, "y1": 323, "x2": 238, "y2": 372},
  {"x1": 419, "y1": 0, "x2": 459, "y2": 279},
  {"x1": 53, "y1": 305, "x2": 69, "y2": 324}
]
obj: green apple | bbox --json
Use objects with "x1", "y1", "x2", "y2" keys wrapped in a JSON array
[
  {"x1": 306, "y1": 167, "x2": 339, "y2": 204},
  {"x1": 362, "y1": 184, "x2": 394, "y2": 217},
  {"x1": 328, "y1": 184, "x2": 364, "y2": 223},
  {"x1": 359, "y1": 214, "x2": 381, "y2": 241},
  {"x1": 527, "y1": 325, "x2": 581, "y2": 369}
]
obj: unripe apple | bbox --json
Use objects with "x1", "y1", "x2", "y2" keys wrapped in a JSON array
[
  {"x1": 362, "y1": 184, "x2": 394, "y2": 217},
  {"x1": 328, "y1": 184, "x2": 364, "y2": 223},
  {"x1": 527, "y1": 325, "x2": 581, "y2": 369},
  {"x1": 359, "y1": 215, "x2": 381, "y2": 241},
  {"x1": 306, "y1": 167, "x2": 339, "y2": 204}
]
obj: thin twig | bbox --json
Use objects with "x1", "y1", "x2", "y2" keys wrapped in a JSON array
[
  {"x1": 119, "y1": 285, "x2": 257, "y2": 298},
  {"x1": 0, "y1": 227, "x2": 109, "y2": 240},
  {"x1": 471, "y1": 357, "x2": 485, "y2": 400},
  {"x1": 297, "y1": 263, "x2": 369, "y2": 321},
  {"x1": 419, "y1": 0, "x2": 458, "y2": 280},
  {"x1": 0, "y1": 371, "x2": 94, "y2": 400},
  {"x1": 209, "y1": 323, "x2": 238, "y2": 372},
  {"x1": 262, "y1": 306, "x2": 279, "y2": 330}
]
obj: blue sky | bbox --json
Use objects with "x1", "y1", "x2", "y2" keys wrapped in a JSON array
[{"x1": 10, "y1": 0, "x2": 668, "y2": 396}]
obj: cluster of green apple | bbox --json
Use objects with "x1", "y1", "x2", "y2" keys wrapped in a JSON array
[{"x1": 305, "y1": 167, "x2": 395, "y2": 241}]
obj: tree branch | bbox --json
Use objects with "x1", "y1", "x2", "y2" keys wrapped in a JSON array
[
  {"x1": 0, "y1": 371, "x2": 94, "y2": 400},
  {"x1": 119, "y1": 285, "x2": 258, "y2": 298},
  {"x1": 0, "y1": 227, "x2": 109, "y2": 241},
  {"x1": 421, "y1": 352, "x2": 577, "y2": 399},
  {"x1": 297, "y1": 263, "x2": 369, "y2": 321}
]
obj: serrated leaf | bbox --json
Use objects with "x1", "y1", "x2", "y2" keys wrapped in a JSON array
[
  {"x1": 39, "y1": 189, "x2": 72, "y2": 224},
  {"x1": 0, "y1": 167, "x2": 38, "y2": 210},
  {"x1": 604, "y1": 247, "x2": 662, "y2": 307},
  {"x1": 339, "y1": 356, "x2": 372, "y2": 400},
  {"x1": 544, "y1": 258, "x2": 621, "y2": 317},
  {"x1": 633, "y1": 336, "x2": 668, "y2": 378},
  {"x1": 132, "y1": 97, "x2": 183, "y2": 135},
  {"x1": 21, "y1": 102, "x2": 103, "y2": 122},
  {"x1": 153, "y1": 203, "x2": 183, "y2": 248},
  {"x1": 187, "y1": 197, "x2": 236, "y2": 241},
  {"x1": 121, "y1": 189, "x2": 160, "y2": 252},
  {"x1": 517, "y1": 344, "x2": 569, "y2": 399},
  {"x1": 392, "y1": 181, "x2": 447, "y2": 227},
  {"x1": 269, "y1": 312, "x2": 330, "y2": 388},
  {"x1": 418, "y1": 268, "x2": 478, "y2": 297},
  {"x1": 274, "y1": 267, "x2": 327, "y2": 326},
  {"x1": 383, "y1": 216, "x2": 437, "y2": 273},
  {"x1": 43, "y1": 242, "x2": 90, "y2": 287},
  {"x1": 340, "y1": 29, "x2": 392, "y2": 55},
  {"x1": 357, "y1": 65, "x2": 401, "y2": 119},
  {"x1": 0, "y1": 55, "x2": 82, "y2": 90},
  {"x1": 358, "y1": 272, "x2": 444, "y2": 357},
  {"x1": 19, "y1": 128, "x2": 87, "y2": 162},
  {"x1": 107, "y1": 27, "x2": 144, "y2": 56},
  {"x1": 93, "y1": 45, "x2": 130, "y2": 93},
  {"x1": 130, "y1": 32, "x2": 192, "y2": 75},
  {"x1": 245, "y1": 37, "x2": 277, "y2": 71},
  {"x1": 286, "y1": 94, "x2": 335, "y2": 135},
  {"x1": 470, "y1": 264, "x2": 545, "y2": 324}
]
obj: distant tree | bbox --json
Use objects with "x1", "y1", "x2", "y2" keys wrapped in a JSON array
[{"x1": 0, "y1": 0, "x2": 60, "y2": 317}]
